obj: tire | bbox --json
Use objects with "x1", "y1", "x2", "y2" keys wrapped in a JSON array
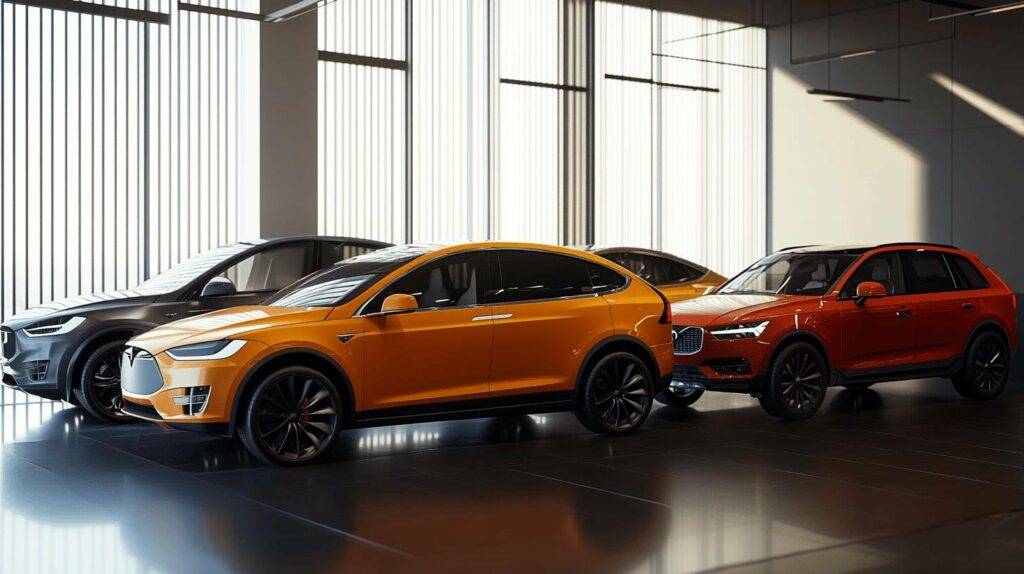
[
  {"x1": 758, "y1": 342, "x2": 829, "y2": 421},
  {"x1": 952, "y1": 331, "x2": 1009, "y2": 400},
  {"x1": 76, "y1": 340, "x2": 133, "y2": 422},
  {"x1": 238, "y1": 366, "x2": 343, "y2": 466},
  {"x1": 655, "y1": 386, "x2": 705, "y2": 408},
  {"x1": 576, "y1": 351, "x2": 654, "y2": 436}
]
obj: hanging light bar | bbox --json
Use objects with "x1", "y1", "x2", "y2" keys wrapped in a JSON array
[
  {"x1": 807, "y1": 88, "x2": 910, "y2": 103},
  {"x1": 928, "y1": 0, "x2": 1024, "y2": 20}
]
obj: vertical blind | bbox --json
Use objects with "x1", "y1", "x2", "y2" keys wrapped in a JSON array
[{"x1": 0, "y1": 0, "x2": 260, "y2": 407}]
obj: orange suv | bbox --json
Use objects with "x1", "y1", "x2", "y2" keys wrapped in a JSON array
[
  {"x1": 119, "y1": 243, "x2": 674, "y2": 465},
  {"x1": 667, "y1": 243, "x2": 1016, "y2": 420}
]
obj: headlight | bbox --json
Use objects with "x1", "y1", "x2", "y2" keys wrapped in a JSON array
[
  {"x1": 23, "y1": 316, "x2": 86, "y2": 337},
  {"x1": 709, "y1": 321, "x2": 769, "y2": 340},
  {"x1": 166, "y1": 340, "x2": 247, "y2": 361}
]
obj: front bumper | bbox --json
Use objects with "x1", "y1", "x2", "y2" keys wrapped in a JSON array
[
  {"x1": 120, "y1": 340, "x2": 268, "y2": 434},
  {"x1": 0, "y1": 325, "x2": 77, "y2": 400},
  {"x1": 671, "y1": 327, "x2": 771, "y2": 394}
]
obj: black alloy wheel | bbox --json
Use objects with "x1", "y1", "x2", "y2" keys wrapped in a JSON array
[
  {"x1": 240, "y1": 367, "x2": 342, "y2": 466},
  {"x1": 77, "y1": 340, "x2": 132, "y2": 422},
  {"x1": 953, "y1": 332, "x2": 1009, "y2": 400},
  {"x1": 655, "y1": 385, "x2": 705, "y2": 408},
  {"x1": 577, "y1": 351, "x2": 654, "y2": 435},
  {"x1": 759, "y1": 342, "x2": 828, "y2": 421}
]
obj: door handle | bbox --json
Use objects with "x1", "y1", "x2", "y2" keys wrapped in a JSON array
[
  {"x1": 472, "y1": 313, "x2": 513, "y2": 321},
  {"x1": 961, "y1": 302, "x2": 976, "y2": 312},
  {"x1": 896, "y1": 307, "x2": 913, "y2": 318}
]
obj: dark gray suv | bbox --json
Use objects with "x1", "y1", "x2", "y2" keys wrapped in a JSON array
[{"x1": 0, "y1": 236, "x2": 389, "y2": 421}]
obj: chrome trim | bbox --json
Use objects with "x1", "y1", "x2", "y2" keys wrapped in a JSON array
[
  {"x1": 673, "y1": 326, "x2": 704, "y2": 356},
  {"x1": 472, "y1": 313, "x2": 513, "y2": 321}
]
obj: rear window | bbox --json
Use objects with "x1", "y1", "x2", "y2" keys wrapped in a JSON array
[
  {"x1": 948, "y1": 254, "x2": 989, "y2": 290},
  {"x1": 901, "y1": 251, "x2": 956, "y2": 294}
]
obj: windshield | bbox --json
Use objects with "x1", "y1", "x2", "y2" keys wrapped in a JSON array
[
  {"x1": 718, "y1": 252, "x2": 859, "y2": 296},
  {"x1": 134, "y1": 242, "x2": 255, "y2": 295},
  {"x1": 265, "y1": 245, "x2": 436, "y2": 308}
]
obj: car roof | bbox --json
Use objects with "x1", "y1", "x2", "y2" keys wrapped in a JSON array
[
  {"x1": 256, "y1": 236, "x2": 393, "y2": 248},
  {"x1": 777, "y1": 242, "x2": 960, "y2": 255},
  {"x1": 576, "y1": 245, "x2": 709, "y2": 268}
]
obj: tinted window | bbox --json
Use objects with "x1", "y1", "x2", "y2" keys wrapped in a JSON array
[
  {"x1": 949, "y1": 255, "x2": 989, "y2": 290},
  {"x1": 719, "y1": 252, "x2": 858, "y2": 296},
  {"x1": 266, "y1": 250, "x2": 422, "y2": 308},
  {"x1": 659, "y1": 257, "x2": 704, "y2": 284},
  {"x1": 364, "y1": 252, "x2": 492, "y2": 313},
  {"x1": 218, "y1": 242, "x2": 314, "y2": 293},
  {"x1": 603, "y1": 252, "x2": 654, "y2": 283},
  {"x1": 497, "y1": 250, "x2": 591, "y2": 302},
  {"x1": 587, "y1": 262, "x2": 627, "y2": 293},
  {"x1": 321, "y1": 242, "x2": 378, "y2": 267},
  {"x1": 902, "y1": 251, "x2": 956, "y2": 294},
  {"x1": 841, "y1": 253, "x2": 904, "y2": 298}
]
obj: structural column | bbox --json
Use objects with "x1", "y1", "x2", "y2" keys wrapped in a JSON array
[{"x1": 259, "y1": 0, "x2": 318, "y2": 236}]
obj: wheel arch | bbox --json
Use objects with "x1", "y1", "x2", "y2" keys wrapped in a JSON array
[
  {"x1": 64, "y1": 323, "x2": 154, "y2": 402},
  {"x1": 574, "y1": 335, "x2": 660, "y2": 408},
  {"x1": 964, "y1": 319, "x2": 1011, "y2": 356},
  {"x1": 229, "y1": 349, "x2": 356, "y2": 436},
  {"x1": 764, "y1": 329, "x2": 833, "y2": 383}
]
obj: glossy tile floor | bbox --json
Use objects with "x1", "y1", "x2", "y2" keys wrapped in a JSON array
[{"x1": 2, "y1": 379, "x2": 1024, "y2": 573}]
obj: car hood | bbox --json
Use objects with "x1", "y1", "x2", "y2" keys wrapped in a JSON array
[
  {"x1": 128, "y1": 305, "x2": 331, "y2": 355},
  {"x1": 2, "y1": 290, "x2": 159, "y2": 329},
  {"x1": 671, "y1": 293, "x2": 810, "y2": 326}
]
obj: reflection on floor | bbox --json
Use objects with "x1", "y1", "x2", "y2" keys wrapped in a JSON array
[{"x1": 2, "y1": 379, "x2": 1024, "y2": 573}]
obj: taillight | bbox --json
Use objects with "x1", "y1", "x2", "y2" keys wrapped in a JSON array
[{"x1": 657, "y1": 290, "x2": 672, "y2": 325}]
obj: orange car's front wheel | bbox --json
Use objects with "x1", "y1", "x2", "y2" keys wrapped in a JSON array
[{"x1": 239, "y1": 366, "x2": 342, "y2": 466}]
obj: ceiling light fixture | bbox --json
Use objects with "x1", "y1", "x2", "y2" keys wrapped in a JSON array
[
  {"x1": 792, "y1": 48, "x2": 878, "y2": 66},
  {"x1": 928, "y1": 0, "x2": 1024, "y2": 20},
  {"x1": 807, "y1": 88, "x2": 911, "y2": 103}
]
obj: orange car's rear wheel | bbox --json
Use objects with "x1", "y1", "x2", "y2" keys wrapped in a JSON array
[
  {"x1": 239, "y1": 366, "x2": 342, "y2": 466},
  {"x1": 576, "y1": 351, "x2": 653, "y2": 435}
]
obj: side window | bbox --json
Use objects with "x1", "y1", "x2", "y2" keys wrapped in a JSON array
[
  {"x1": 948, "y1": 255, "x2": 989, "y2": 290},
  {"x1": 659, "y1": 258, "x2": 703, "y2": 284},
  {"x1": 320, "y1": 242, "x2": 377, "y2": 267},
  {"x1": 497, "y1": 250, "x2": 591, "y2": 303},
  {"x1": 587, "y1": 262, "x2": 627, "y2": 293},
  {"x1": 604, "y1": 252, "x2": 654, "y2": 284},
  {"x1": 841, "y1": 253, "x2": 904, "y2": 298},
  {"x1": 364, "y1": 252, "x2": 491, "y2": 313},
  {"x1": 902, "y1": 251, "x2": 956, "y2": 294},
  {"x1": 218, "y1": 242, "x2": 314, "y2": 293}
]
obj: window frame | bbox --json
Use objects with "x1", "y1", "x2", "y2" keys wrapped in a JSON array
[
  {"x1": 493, "y1": 249, "x2": 630, "y2": 305},
  {"x1": 358, "y1": 251, "x2": 498, "y2": 316},
  {"x1": 899, "y1": 250, "x2": 959, "y2": 295},
  {"x1": 945, "y1": 253, "x2": 990, "y2": 291},
  {"x1": 837, "y1": 251, "x2": 907, "y2": 300}
]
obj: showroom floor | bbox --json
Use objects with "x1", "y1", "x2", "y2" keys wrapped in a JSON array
[{"x1": 2, "y1": 379, "x2": 1024, "y2": 573}]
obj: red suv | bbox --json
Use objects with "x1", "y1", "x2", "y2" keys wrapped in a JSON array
[{"x1": 666, "y1": 243, "x2": 1017, "y2": 420}]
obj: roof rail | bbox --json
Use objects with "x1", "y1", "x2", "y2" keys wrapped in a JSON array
[
  {"x1": 777, "y1": 244, "x2": 818, "y2": 251},
  {"x1": 874, "y1": 242, "x2": 959, "y2": 250}
]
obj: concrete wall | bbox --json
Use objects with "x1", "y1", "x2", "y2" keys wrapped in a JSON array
[
  {"x1": 259, "y1": 1, "x2": 318, "y2": 237},
  {"x1": 766, "y1": 0, "x2": 1024, "y2": 291}
]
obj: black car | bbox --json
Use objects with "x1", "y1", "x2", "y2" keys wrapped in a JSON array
[{"x1": 0, "y1": 236, "x2": 389, "y2": 421}]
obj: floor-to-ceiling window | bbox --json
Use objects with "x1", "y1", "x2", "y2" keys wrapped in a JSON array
[
  {"x1": 595, "y1": 2, "x2": 766, "y2": 275},
  {"x1": 0, "y1": 0, "x2": 260, "y2": 404}
]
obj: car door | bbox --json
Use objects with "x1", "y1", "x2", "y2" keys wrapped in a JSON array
[
  {"x1": 487, "y1": 250, "x2": 613, "y2": 398},
  {"x1": 360, "y1": 251, "x2": 496, "y2": 410},
  {"x1": 190, "y1": 241, "x2": 317, "y2": 315},
  {"x1": 838, "y1": 252, "x2": 918, "y2": 371},
  {"x1": 900, "y1": 250, "x2": 966, "y2": 364}
]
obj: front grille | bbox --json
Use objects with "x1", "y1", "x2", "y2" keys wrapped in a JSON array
[
  {"x1": 120, "y1": 347, "x2": 165, "y2": 395},
  {"x1": 1, "y1": 328, "x2": 15, "y2": 360},
  {"x1": 673, "y1": 326, "x2": 703, "y2": 355}
]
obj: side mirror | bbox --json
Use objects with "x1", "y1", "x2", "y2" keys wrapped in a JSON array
[
  {"x1": 854, "y1": 281, "x2": 886, "y2": 306},
  {"x1": 379, "y1": 293, "x2": 418, "y2": 315},
  {"x1": 201, "y1": 276, "x2": 237, "y2": 298}
]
